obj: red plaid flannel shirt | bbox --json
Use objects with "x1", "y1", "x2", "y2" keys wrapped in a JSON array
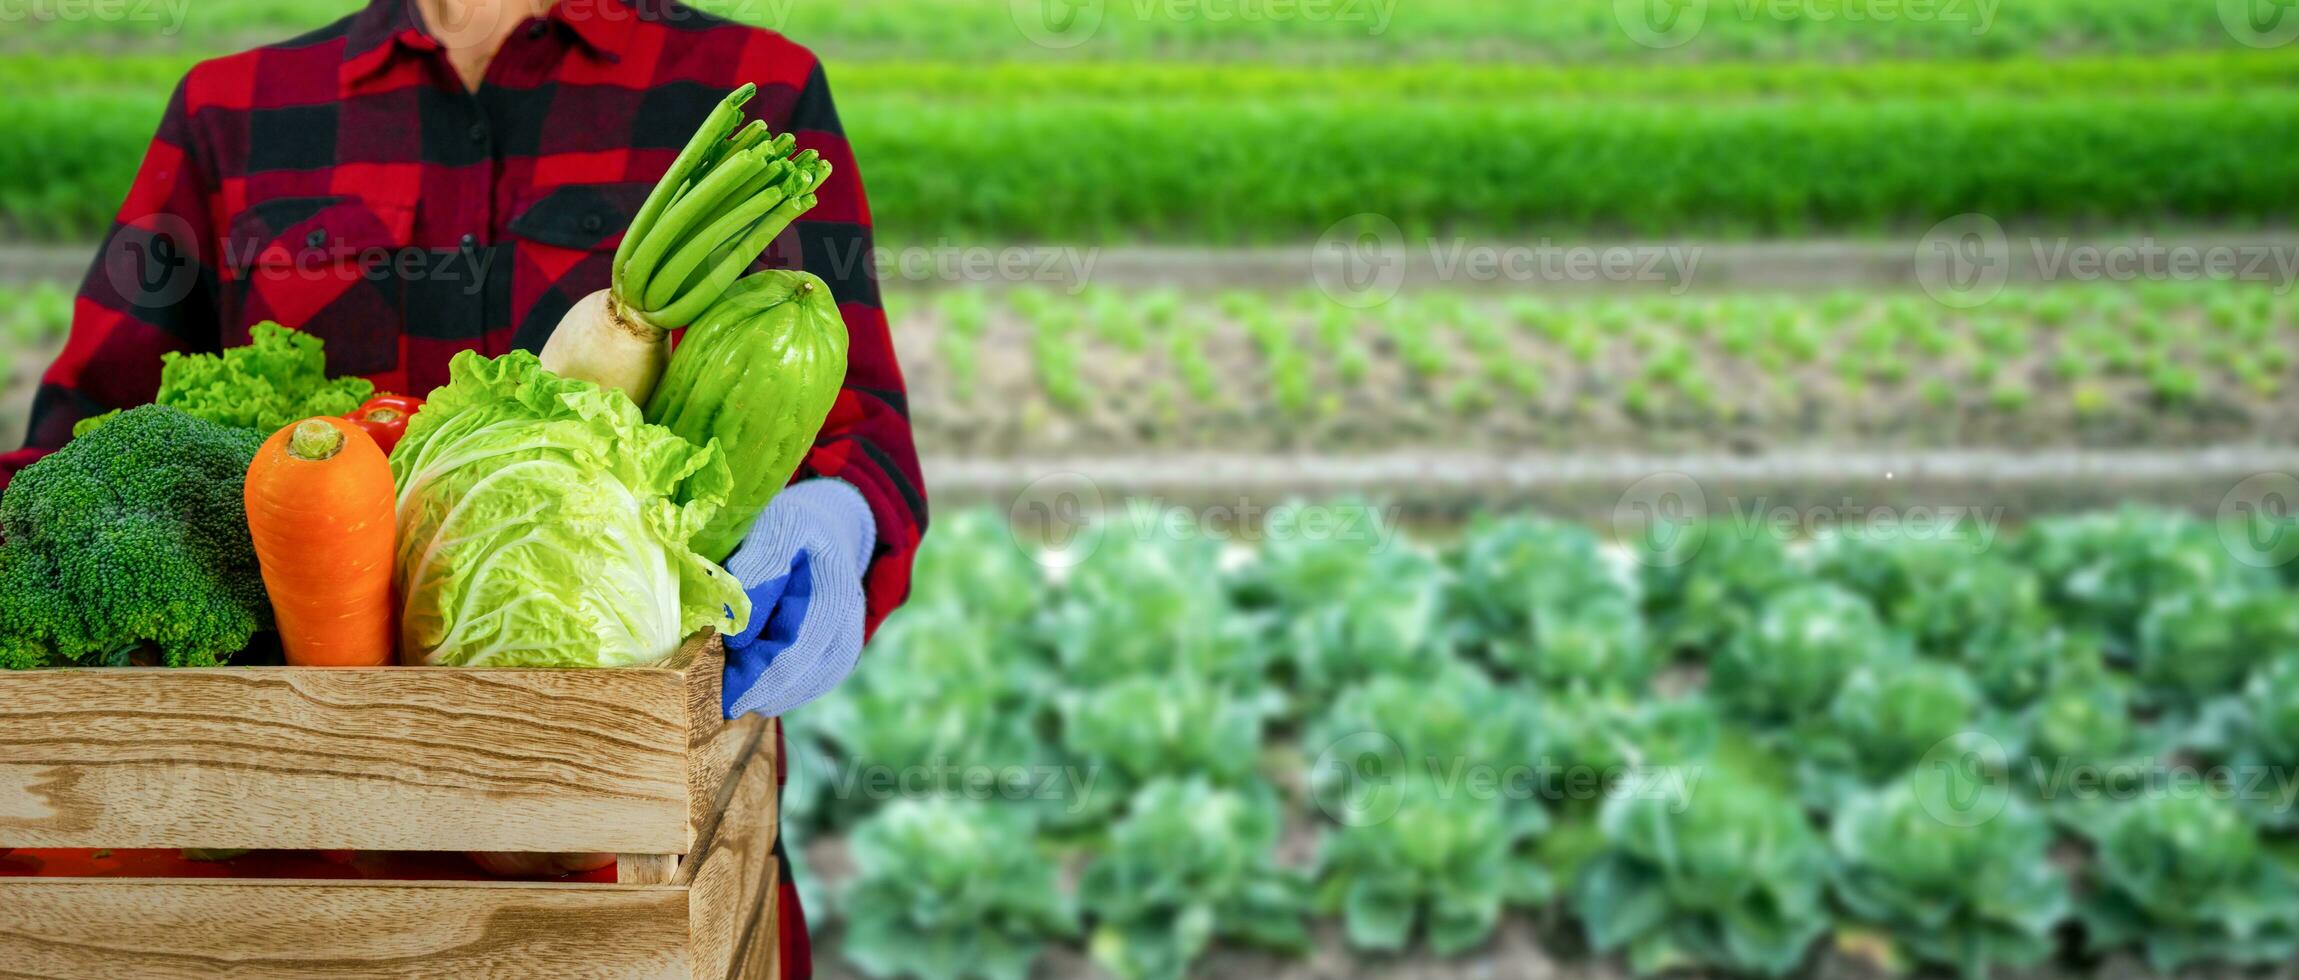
[{"x1": 3, "y1": 1, "x2": 929, "y2": 968}]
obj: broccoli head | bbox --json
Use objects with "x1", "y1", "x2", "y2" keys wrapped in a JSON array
[{"x1": 0, "y1": 405, "x2": 271, "y2": 668}]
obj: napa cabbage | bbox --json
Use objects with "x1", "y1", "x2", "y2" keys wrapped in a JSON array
[{"x1": 390, "y1": 350, "x2": 747, "y2": 667}]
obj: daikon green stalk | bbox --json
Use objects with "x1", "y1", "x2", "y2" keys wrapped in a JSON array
[{"x1": 546, "y1": 83, "x2": 835, "y2": 405}]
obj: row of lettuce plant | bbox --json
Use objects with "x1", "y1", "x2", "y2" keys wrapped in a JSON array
[{"x1": 785, "y1": 504, "x2": 2299, "y2": 979}]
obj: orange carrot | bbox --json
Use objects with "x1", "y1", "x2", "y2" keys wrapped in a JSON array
[{"x1": 243, "y1": 417, "x2": 398, "y2": 667}]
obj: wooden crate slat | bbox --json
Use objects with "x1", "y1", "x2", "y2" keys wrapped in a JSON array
[
  {"x1": 681, "y1": 716, "x2": 783, "y2": 980},
  {"x1": 0, "y1": 878, "x2": 691, "y2": 979},
  {"x1": 0, "y1": 643, "x2": 707, "y2": 854},
  {"x1": 0, "y1": 636, "x2": 790, "y2": 975}
]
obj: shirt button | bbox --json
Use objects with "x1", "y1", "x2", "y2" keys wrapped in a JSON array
[
  {"x1": 581, "y1": 214, "x2": 604, "y2": 233},
  {"x1": 468, "y1": 122, "x2": 488, "y2": 143},
  {"x1": 305, "y1": 229, "x2": 326, "y2": 248},
  {"x1": 460, "y1": 233, "x2": 478, "y2": 249}
]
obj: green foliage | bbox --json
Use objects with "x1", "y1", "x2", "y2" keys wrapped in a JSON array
[
  {"x1": 839, "y1": 799, "x2": 1076, "y2": 980},
  {"x1": 0, "y1": 2, "x2": 2256, "y2": 65},
  {"x1": 1711, "y1": 584, "x2": 1895, "y2": 725},
  {"x1": 1639, "y1": 526, "x2": 1804, "y2": 656},
  {"x1": 2195, "y1": 654, "x2": 2299, "y2": 828},
  {"x1": 1539, "y1": 693, "x2": 1721, "y2": 810},
  {"x1": 888, "y1": 279, "x2": 2299, "y2": 455},
  {"x1": 77, "y1": 323, "x2": 375, "y2": 437},
  {"x1": 1043, "y1": 532, "x2": 1259, "y2": 687},
  {"x1": 2024, "y1": 670, "x2": 2139, "y2": 772},
  {"x1": 1314, "y1": 771, "x2": 1550, "y2": 955},
  {"x1": 879, "y1": 91, "x2": 2299, "y2": 242},
  {"x1": 1574, "y1": 774, "x2": 1830, "y2": 977},
  {"x1": 1307, "y1": 664, "x2": 1537, "y2": 801},
  {"x1": 1232, "y1": 529, "x2": 1447, "y2": 708},
  {"x1": 1449, "y1": 516, "x2": 1650, "y2": 690},
  {"x1": 1954, "y1": 622, "x2": 2091, "y2": 708},
  {"x1": 1811, "y1": 537, "x2": 2046, "y2": 664},
  {"x1": 0, "y1": 282, "x2": 72, "y2": 345},
  {"x1": 2017, "y1": 507, "x2": 2276, "y2": 656},
  {"x1": 770, "y1": 506, "x2": 2299, "y2": 975},
  {"x1": 2134, "y1": 588, "x2": 2299, "y2": 712},
  {"x1": 2083, "y1": 794, "x2": 2299, "y2": 972},
  {"x1": 0, "y1": 90, "x2": 159, "y2": 239},
  {"x1": 1303, "y1": 666, "x2": 1547, "y2": 955},
  {"x1": 800, "y1": 604, "x2": 1057, "y2": 830},
  {"x1": 16, "y1": 84, "x2": 2299, "y2": 242},
  {"x1": 0, "y1": 405, "x2": 268, "y2": 668},
  {"x1": 1799, "y1": 659, "x2": 1985, "y2": 806},
  {"x1": 905, "y1": 509, "x2": 1047, "y2": 640},
  {"x1": 17, "y1": 0, "x2": 2280, "y2": 58},
  {"x1": 1061, "y1": 673, "x2": 1269, "y2": 802},
  {"x1": 1080, "y1": 780, "x2": 1307, "y2": 980},
  {"x1": 1829, "y1": 766, "x2": 2069, "y2": 980}
]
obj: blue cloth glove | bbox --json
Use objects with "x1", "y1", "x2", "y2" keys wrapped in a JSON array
[{"x1": 721, "y1": 479, "x2": 877, "y2": 719}]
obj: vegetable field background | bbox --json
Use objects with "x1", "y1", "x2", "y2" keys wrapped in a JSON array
[{"x1": 6, "y1": 0, "x2": 2299, "y2": 977}]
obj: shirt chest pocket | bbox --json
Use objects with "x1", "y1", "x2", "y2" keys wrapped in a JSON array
[
  {"x1": 223, "y1": 195, "x2": 415, "y2": 377},
  {"x1": 504, "y1": 182, "x2": 651, "y2": 350}
]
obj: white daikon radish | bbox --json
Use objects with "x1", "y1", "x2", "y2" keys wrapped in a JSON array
[{"x1": 536, "y1": 289, "x2": 668, "y2": 405}]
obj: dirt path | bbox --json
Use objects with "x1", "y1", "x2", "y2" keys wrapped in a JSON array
[{"x1": 922, "y1": 446, "x2": 2299, "y2": 518}]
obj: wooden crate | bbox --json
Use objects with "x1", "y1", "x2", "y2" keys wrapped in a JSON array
[{"x1": 0, "y1": 633, "x2": 783, "y2": 979}]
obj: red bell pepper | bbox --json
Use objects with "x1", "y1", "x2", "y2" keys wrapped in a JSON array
[{"x1": 345, "y1": 394, "x2": 424, "y2": 455}]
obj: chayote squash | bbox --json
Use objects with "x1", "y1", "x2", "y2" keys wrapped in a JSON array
[{"x1": 646, "y1": 269, "x2": 849, "y2": 562}]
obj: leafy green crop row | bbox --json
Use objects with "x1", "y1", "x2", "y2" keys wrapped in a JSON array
[
  {"x1": 0, "y1": 282, "x2": 75, "y2": 412},
  {"x1": 15, "y1": 48, "x2": 2297, "y2": 101},
  {"x1": 835, "y1": 48, "x2": 2299, "y2": 100},
  {"x1": 0, "y1": 283, "x2": 73, "y2": 349},
  {"x1": 859, "y1": 92, "x2": 2299, "y2": 242},
  {"x1": 789, "y1": 505, "x2": 2299, "y2": 979},
  {"x1": 11, "y1": 87, "x2": 2296, "y2": 242},
  {"x1": 922, "y1": 281, "x2": 2298, "y2": 444},
  {"x1": 0, "y1": 92, "x2": 166, "y2": 239},
  {"x1": 0, "y1": 0, "x2": 2255, "y2": 62}
]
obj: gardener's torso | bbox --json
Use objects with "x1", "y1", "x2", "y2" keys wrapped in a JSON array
[{"x1": 183, "y1": 0, "x2": 815, "y2": 397}]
